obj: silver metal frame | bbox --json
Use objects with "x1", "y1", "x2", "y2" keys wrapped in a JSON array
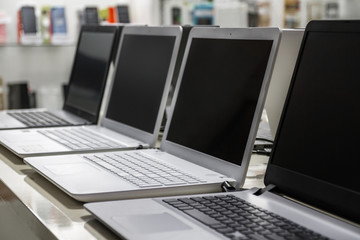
[{"x1": 100, "y1": 25, "x2": 183, "y2": 147}]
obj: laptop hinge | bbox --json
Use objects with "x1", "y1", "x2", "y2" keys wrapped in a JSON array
[
  {"x1": 253, "y1": 184, "x2": 276, "y2": 196},
  {"x1": 221, "y1": 181, "x2": 237, "y2": 192}
]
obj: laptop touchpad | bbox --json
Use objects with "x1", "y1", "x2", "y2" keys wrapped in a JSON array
[
  {"x1": 45, "y1": 163, "x2": 100, "y2": 175},
  {"x1": 113, "y1": 213, "x2": 191, "y2": 234}
]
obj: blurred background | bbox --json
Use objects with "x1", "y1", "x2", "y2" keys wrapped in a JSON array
[{"x1": 0, "y1": 0, "x2": 359, "y2": 110}]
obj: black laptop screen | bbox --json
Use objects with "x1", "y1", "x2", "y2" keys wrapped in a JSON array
[
  {"x1": 166, "y1": 38, "x2": 273, "y2": 166},
  {"x1": 267, "y1": 25, "x2": 360, "y2": 223},
  {"x1": 65, "y1": 30, "x2": 115, "y2": 118},
  {"x1": 105, "y1": 34, "x2": 176, "y2": 133},
  {"x1": 270, "y1": 31, "x2": 360, "y2": 193}
]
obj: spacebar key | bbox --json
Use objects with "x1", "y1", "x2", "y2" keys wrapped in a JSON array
[{"x1": 183, "y1": 209, "x2": 220, "y2": 226}]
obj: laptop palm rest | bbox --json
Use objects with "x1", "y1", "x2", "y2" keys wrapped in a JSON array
[
  {"x1": 112, "y1": 213, "x2": 191, "y2": 234},
  {"x1": 45, "y1": 162, "x2": 100, "y2": 176}
]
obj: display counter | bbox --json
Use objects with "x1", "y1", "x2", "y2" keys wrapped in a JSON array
[{"x1": 0, "y1": 144, "x2": 267, "y2": 239}]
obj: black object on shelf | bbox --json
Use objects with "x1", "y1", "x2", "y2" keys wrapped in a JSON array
[
  {"x1": 21, "y1": 6, "x2": 37, "y2": 34},
  {"x1": 84, "y1": 7, "x2": 99, "y2": 25},
  {"x1": 116, "y1": 5, "x2": 130, "y2": 23},
  {"x1": 7, "y1": 82, "x2": 31, "y2": 109}
]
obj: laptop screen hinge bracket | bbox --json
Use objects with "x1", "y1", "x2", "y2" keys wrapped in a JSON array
[
  {"x1": 221, "y1": 181, "x2": 237, "y2": 192},
  {"x1": 253, "y1": 184, "x2": 276, "y2": 196}
]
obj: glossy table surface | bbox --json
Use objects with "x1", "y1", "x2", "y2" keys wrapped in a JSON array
[{"x1": 0, "y1": 145, "x2": 268, "y2": 239}]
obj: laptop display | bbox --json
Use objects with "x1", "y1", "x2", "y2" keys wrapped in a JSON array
[
  {"x1": 105, "y1": 34, "x2": 176, "y2": 133},
  {"x1": 166, "y1": 38, "x2": 273, "y2": 166},
  {"x1": 266, "y1": 21, "x2": 360, "y2": 224},
  {"x1": 63, "y1": 26, "x2": 118, "y2": 123}
]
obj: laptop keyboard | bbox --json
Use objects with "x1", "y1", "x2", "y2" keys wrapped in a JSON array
[
  {"x1": 163, "y1": 194, "x2": 330, "y2": 240},
  {"x1": 84, "y1": 151, "x2": 205, "y2": 188},
  {"x1": 8, "y1": 111, "x2": 71, "y2": 127},
  {"x1": 38, "y1": 128, "x2": 124, "y2": 150}
]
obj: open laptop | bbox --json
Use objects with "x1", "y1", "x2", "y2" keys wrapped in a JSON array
[
  {"x1": 0, "y1": 25, "x2": 119, "y2": 130},
  {"x1": 25, "y1": 27, "x2": 280, "y2": 202},
  {"x1": 0, "y1": 26, "x2": 183, "y2": 158},
  {"x1": 85, "y1": 21, "x2": 360, "y2": 240},
  {"x1": 254, "y1": 29, "x2": 304, "y2": 153}
]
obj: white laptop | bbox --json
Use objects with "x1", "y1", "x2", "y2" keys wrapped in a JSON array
[
  {"x1": 0, "y1": 26, "x2": 182, "y2": 158},
  {"x1": 85, "y1": 21, "x2": 360, "y2": 240},
  {"x1": 25, "y1": 27, "x2": 281, "y2": 202},
  {"x1": 0, "y1": 25, "x2": 119, "y2": 130}
]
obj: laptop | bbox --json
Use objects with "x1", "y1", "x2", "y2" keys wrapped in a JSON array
[
  {"x1": 0, "y1": 25, "x2": 119, "y2": 130},
  {"x1": 0, "y1": 26, "x2": 183, "y2": 158},
  {"x1": 24, "y1": 27, "x2": 281, "y2": 202},
  {"x1": 85, "y1": 20, "x2": 360, "y2": 240},
  {"x1": 254, "y1": 29, "x2": 304, "y2": 153}
]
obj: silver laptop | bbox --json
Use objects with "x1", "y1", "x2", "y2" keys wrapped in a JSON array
[
  {"x1": 254, "y1": 29, "x2": 304, "y2": 152},
  {"x1": 0, "y1": 25, "x2": 118, "y2": 130},
  {"x1": 264, "y1": 28, "x2": 304, "y2": 138},
  {"x1": 84, "y1": 21, "x2": 360, "y2": 240},
  {"x1": 24, "y1": 27, "x2": 281, "y2": 202},
  {"x1": 0, "y1": 26, "x2": 182, "y2": 158}
]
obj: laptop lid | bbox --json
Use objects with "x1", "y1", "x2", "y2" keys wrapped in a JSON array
[
  {"x1": 100, "y1": 26, "x2": 182, "y2": 147},
  {"x1": 62, "y1": 25, "x2": 119, "y2": 124},
  {"x1": 265, "y1": 20, "x2": 360, "y2": 224},
  {"x1": 161, "y1": 27, "x2": 280, "y2": 187},
  {"x1": 265, "y1": 29, "x2": 304, "y2": 138}
]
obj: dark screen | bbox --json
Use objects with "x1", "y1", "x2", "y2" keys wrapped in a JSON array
[
  {"x1": 65, "y1": 31, "x2": 114, "y2": 116},
  {"x1": 105, "y1": 34, "x2": 176, "y2": 133},
  {"x1": 271, "y1": 31, "x2": 360, "y2": 193},
  {"x1": 117, "y1": 6, "x2": 130, "y2": 23},
  {"x1": 21, "y1": 7, "x2": 37, "y2": 33},
  {"x1": 166, "y1": 38, "x2": 273, "y2": 165}
]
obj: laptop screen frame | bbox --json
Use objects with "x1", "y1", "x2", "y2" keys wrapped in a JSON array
[
  {"x1": 161, "y1": 27, "x2": 281, "y2": 188},
  {"x1": 100, "y1": 26, "x2": 182, "y2": 147},
  {"x1": 62, "y1": 25, "x2": 119, "y2": 124},
  {"x1": 265, "y1": 20, "x2": 360, "y2": 224}
]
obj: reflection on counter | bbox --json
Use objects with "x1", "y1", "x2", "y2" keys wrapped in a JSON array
[{"x1": 0, "y1": 180, "x2": 57, "y2": 240}]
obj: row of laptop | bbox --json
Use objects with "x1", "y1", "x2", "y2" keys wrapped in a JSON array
[{"x1": 0, "y1": 21, "x2": 359, "y2": 239}]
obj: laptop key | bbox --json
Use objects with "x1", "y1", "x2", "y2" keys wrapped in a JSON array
[
  {"x1": 224, "y1": 231, "x2": 248, "y2": 240},
  {"x1": 249, "y1": 234, "x2": 269, "y2": 240},
  {"x1": 182, "y1": 209, "x2": 220, "y2": 226},
  {"x1": 266, "y1": 234, "x2": 286, "y2": 240}
]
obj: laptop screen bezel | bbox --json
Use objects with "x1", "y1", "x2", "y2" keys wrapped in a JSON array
[
  {"x1": 62, "y1": 25, "x2": 119, "y2": 124},
  {"x1": 265, "y1": 20, "x2": 360, "y2": 224},
  {"x1": 100, "y1": 26, "x2": 182, "y2": 147},
  {"x1": 160, "y1": 27, "x2": 281, "y2": 188}
]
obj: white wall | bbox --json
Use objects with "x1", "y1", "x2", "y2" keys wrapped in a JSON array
[
  {"x1": 0, "y1": 45, "x2": 75, "y2": 109},
  {"x1": 0, "y1": 0, "x2": 160, "y2": 43}
]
